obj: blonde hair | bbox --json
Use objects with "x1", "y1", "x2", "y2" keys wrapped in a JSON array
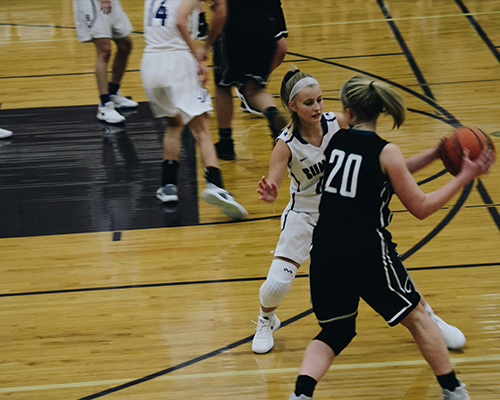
[
  {"x1": 340, "y1": 76, "x2": 406, "y2": 129},
  {"x1": 280, "y1": 67, "x2": 319, "y2": 131}
]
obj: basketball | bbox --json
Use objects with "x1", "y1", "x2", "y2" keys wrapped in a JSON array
[{"x1": 438, "y1": 126, "x2": 496, "y2": 176}]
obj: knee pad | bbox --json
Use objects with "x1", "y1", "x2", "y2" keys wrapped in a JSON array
[
  {"x1": 260, "y1": 259, "x2": 297, "y2": 308},
  {"x1": 314, "y1": 318, "x2": 357, "y2": 356}
]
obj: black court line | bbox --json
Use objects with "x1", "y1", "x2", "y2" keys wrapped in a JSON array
[
  {"x1": 416, "y1": 169, "x2": 449, "y2": 185},
  {"x1": 476, "y1": 179, "x2": 500, "y2": 231},
  {"x1": 454, "y1": 0, "x2": 500, "y2": 63},
  {"x1": 74, "y1": 257, "x2": 499, "y2": 400},
  {"x1": 76, "y1": 308, "x2": 315, "y2": 400},
  {"x1": 0, "y1": 23, "x2": 76, "y2": 30},
  {"x1": 401, "y1": 180, "x2": 473, "y2": 260},
  {"x1": 285, "y1": 51, "x2": 458, "y2": 127},
  {"x1": 376, "y1": 0, "x2": 435, "y2": 100}
]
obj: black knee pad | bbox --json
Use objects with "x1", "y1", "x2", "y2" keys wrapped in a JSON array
[{"x1": 314, "y1": 318, "x2": 357, "y2": 356}]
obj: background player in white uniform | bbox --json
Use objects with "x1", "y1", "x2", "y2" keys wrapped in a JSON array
[
  {"x1": 253, "y1": 68, "x2": 468, "y2": 355},
  {"x1": 73, "y1": 0, "x2": 138, "y2": 124},
  {"x1": 141, "y1": 0, "x2": 247, "y2": 220}
]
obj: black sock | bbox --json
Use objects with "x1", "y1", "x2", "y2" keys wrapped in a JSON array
[
  {"x1": 100, "y1": 94, "x2": 111, "y2": 105},
  {"x1": 436, "y1": 371, "x2": 460, "y2": 391},
  {"x1": 199, "y1": 12, "x2": 206, "y2": 24},
  {"x1": 294, "y1": 375, "x2": 317, "y2": 398},
  {"x1": 218, "y1": 127, "x2": 232, "y2": 141},
  {"x1": 161, "y1": 160, "x2": 179, "y2": 186},
  {"x1": 108, "y1": 82, "x2": 120, "y2": 96},
  {"x1": 204, "y1": 166, "x2": 224, "y2": 188},
  {"x1": 263, "y1": 106, "x2": 280, "y2": 124}
]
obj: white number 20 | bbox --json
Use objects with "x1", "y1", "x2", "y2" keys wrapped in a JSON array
[{"x1": 324, "y1": 149, "x2": 362, "y2": 198}]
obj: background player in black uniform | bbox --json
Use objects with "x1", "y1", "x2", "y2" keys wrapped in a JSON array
[
  {"x1": 288, "y1": 76, "x2": 494, "y2": 400},
  {"x1": 212, "y1": 0, "x2": 288, "y2": 160}
]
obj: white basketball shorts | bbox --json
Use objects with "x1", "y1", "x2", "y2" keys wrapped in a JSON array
[
  {"x1": 73, "y1": 0, "x2": 133, "y2": 42},
  {"x1": 140, "y1": 51, "x2": 213, "y2": 124},
  {"x1": 274, "y1": 207, "x2": 319, "y2": 266}
]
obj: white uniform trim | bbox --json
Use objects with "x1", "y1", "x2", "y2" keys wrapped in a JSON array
[{"x1": 377, "y1": 229, "x2": 413, "y2": 324}]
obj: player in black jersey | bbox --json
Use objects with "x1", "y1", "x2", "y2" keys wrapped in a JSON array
[
  {"x1": 288, "y1": 76, "x2": 494, "y2": 400},
  {"x1": 212, "y1": 0, "x2": 289, "y2": 159}
]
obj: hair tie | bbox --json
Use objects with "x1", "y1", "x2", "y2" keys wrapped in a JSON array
[{"x1": 289, "y1": 77, "x2": 320, "y2": 101}]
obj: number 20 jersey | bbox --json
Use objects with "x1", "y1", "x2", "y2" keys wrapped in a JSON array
[{"x1": 319, "y1": 128, "x2": 393, "y2": 229}]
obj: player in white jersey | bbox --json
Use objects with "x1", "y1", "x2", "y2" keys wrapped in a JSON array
[
  {"x1": 141, "y1": 0, "x2": 247, "y2": 220},
  {"x1": 252, "y1": 68, "x2": 346, "y2": 353},
  {"x1": 73, "y1": 0, "x2": 138, "y2": 124},
  {"x1": 252, "y1": 68, "x2": 468, "y2": 355}
]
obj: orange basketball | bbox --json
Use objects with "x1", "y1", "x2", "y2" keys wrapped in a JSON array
[{"x1": 438, "y1": 126, "x2": 496, "y2": 176}]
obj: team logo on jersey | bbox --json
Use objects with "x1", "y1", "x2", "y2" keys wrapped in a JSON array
[{"x1": 302, "y1": 160, "x2": 325, "y2": 180}]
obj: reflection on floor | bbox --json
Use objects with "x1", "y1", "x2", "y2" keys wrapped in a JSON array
[{"x1": 0, "y1": 103, "x2": 199, "y2": 238}]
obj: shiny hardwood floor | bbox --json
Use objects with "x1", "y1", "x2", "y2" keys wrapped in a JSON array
[{"x1": 1, "y1": 0, "x2": 499, "y2": 399}]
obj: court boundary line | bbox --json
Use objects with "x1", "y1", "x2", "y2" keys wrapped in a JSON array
[{"x1": 2, "y1": 260, "x2": 499, "y2": 299}]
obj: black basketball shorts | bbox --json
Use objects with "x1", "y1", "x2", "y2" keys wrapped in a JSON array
[{"x1": 309, "y1": 224, "x2": 421, "y2": 329}]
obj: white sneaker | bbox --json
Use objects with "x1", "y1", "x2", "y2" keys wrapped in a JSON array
[
  {"x1": 288, "y1": 394, "x2": 312, "y2": 400},
  {"x1": 0, "y1": 128, "x2": 13, "y2": 139},
  {"x1": 156, "y1": 184, "x2": 179, "y2": 202},
  {"x1": 252, "y1": 314, "x2": 281, "y2": 354},
  {"x1": 430, "y1": 313, "x2": 466, "y2": 350},
  {"x1": 201, "y1": 183, "x2": 248, "y2": 220},
  {"x1": 97, "y1": 102, "x2": 126, "y2": 124},
  {"x1": 442, "y1": 381, "x2": 470, "y2": 400},
  {"x1": 235, "y1": 87, "x2": 263, "y2": 116},
  {"x1": 110, "y1": 92, "x2": 138, "y2": 109}
]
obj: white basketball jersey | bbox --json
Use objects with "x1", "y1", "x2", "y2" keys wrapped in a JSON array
[
  {"x1": 143, "y1": 0, "x2": 199, "y2": 53},
  {"x1": 278, "y1": 112, "x2": 341, "y2": 213}
]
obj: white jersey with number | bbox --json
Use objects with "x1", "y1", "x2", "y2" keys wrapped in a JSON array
[
  {"x1": 143, "y1": 0, "x2": 199, "y2": 53},
  {"x1": 278, "y1": 112, "x2": 341, "y2": 214}
]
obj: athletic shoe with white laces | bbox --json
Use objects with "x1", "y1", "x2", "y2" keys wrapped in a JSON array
[
  {"x1": 442, "y1": 381, "x2": 470, "y2": 400},
  {"x1": 156, "y1": 184, "x2": 179, "y2": 202},
  {"x1": 288, "y1": 394, "x2": 312, "y2": 400},
  {"x1": 252, "y1": 314, "x2": 281, "y2": 354},
  {"x1": 201, "y1": 183, "x2": 248, "y2": 220},
  {"x1": 430, "y1": 313, "x2": 466, "y2": 350},
  {"x1": 110, "y1": 92, "x2": 138, "y2": 109},
  {"x1": 0, "y1": 128, "x2": 13, "y2": 139},
  {"x1": 235, "y1": 87, "x2": 263, "y2": 116},
  {"x1": 97, "y1": 102, "x2": 126, "y2": 124}
]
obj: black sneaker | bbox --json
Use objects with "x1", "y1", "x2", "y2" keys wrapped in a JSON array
[
  {"x1": 269, "y1": 113, "x2": 288, "y2": 142},
  {"x1": 215, "y1": 139, "x2": 235, "y2": 160},
  {"x1": 197, "y1": 21, "x2": 209, "y2": 40}
]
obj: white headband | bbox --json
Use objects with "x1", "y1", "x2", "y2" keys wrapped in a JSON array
[{"x1": 289, "y1": 77, "x2": 320, "y2": 101}]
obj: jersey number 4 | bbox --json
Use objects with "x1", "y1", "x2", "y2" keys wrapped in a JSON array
[
  {"x1": 148, "y1": 0, "x2": 168, "y2": 26},
  {"x1": 324, "y1": 149, "x2": 362, "y2": 198}
]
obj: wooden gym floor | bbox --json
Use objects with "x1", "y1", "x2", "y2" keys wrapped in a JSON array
[{"x1": 0, "y1": 0, "x2": 499, "y2": 399}]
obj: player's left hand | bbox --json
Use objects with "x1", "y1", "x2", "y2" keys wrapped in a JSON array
[{"x1": 257, "y1": 176, "x2": 278, "y2": 203}]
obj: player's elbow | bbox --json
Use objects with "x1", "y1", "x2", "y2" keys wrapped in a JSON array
[{"x1": 406, "y1": 203, "x2": 431, "y2": 220}]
